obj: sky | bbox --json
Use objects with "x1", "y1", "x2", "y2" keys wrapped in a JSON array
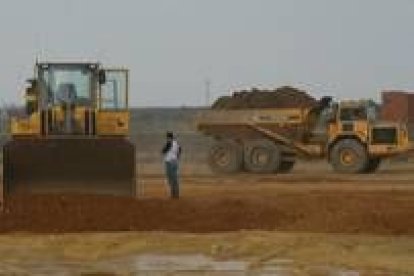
[{"x1": 0, "y1": 0, "x2": 414, "y2": 107}]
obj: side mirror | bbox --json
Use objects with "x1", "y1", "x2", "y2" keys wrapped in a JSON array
[
  {"x1": 24, "y1": 79, "x2": 39, "y2": 115},
  {"x1": 98, "y1": 70, "x2": 106, "y2": 84}
]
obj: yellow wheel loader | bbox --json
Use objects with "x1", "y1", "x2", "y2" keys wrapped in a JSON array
[{"x1": 2, "y1": 62, "x2": 135, "y2": 197}]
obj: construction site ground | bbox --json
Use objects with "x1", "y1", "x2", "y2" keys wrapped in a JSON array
[{"x1": 0, "y1": 161, "x2": 413, "y2": 274}]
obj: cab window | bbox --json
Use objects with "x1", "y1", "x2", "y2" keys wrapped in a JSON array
[
  {"x1": 340, "y1": 107, "x2": 367, "y2": 121},
  {"x1": 99, "y1": 70, "x2": 128, "y2": 110}
]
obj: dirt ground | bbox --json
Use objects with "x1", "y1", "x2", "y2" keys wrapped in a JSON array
[
  {"x1": 1, "y1": 161, "x2": 414, "y2": 235},
  {"x1": 0, "y1": 231, "x2": 412, "y2": 275},
  {"x1": 0, "y1": 161, "x2": 413, "y2": 274}
]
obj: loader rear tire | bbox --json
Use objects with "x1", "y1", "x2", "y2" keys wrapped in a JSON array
[
  {"x1": 208, "y1": 140, "x2": 243, "y2": 173},
  {"x1": 330, "y1": 139, "x2": 368, "y2": 174},
  {"x1": 244, "y1": 140, "x2": 282, "y2": 173}
]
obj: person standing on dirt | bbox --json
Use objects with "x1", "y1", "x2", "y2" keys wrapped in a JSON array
[{"x1": 162, "y1": 131, "x2": 182, "y2": 199}]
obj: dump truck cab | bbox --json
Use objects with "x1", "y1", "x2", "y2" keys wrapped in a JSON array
[
  {"x1": 325, "y1": 100, "x2": 409, "y2": 172},
  {"x1": 3, "y1": 61, "x2": 136, "y2": 197}
]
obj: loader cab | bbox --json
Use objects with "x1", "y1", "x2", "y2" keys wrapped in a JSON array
[
  {"x1": 37, "y1": 63, "x2": 99, "y2": 109},
  {"x1": 36, "y1": 63, "x2": 128, "y2": 110},
  {"x1": 98, "y1": 69, "x2": 129, "y2": 111},
  {"x1": 11, "y1": 62, "x2": 129, "y2": 137},
  {"x1": 35, "y1": 63, "x2": 100, "y2": 135}
]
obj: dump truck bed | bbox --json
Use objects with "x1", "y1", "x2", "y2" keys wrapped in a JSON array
[{"x1": 196, "y1": 108, "x2": 312, "y2": 139}]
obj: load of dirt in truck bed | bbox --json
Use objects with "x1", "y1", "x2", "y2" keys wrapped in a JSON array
[
  {"x1": 212, "y1": 86, "x2": 318, "y2": 109},
  {"x1": 0, "y1": 190, "x2": 413, "y2": 235}
]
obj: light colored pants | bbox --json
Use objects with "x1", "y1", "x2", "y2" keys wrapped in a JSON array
[{"x1": 165, "y1": 161, "x2": 179, "y2": 198}]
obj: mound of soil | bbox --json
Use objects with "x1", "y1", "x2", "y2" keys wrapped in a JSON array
[
  {"x1": 0, "y1": 191, "x2": 413, "y2": 235},
  {"x1": 212, "y1": 86, "x2": 317, "y2": 109}
]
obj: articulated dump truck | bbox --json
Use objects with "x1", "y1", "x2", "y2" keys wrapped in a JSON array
[
  {"x1": 2, "y1": 62, "x2": 135, "y2": 197},
  {"x1": 197, "y1": 96, "x2": 409, "y2": 174}
]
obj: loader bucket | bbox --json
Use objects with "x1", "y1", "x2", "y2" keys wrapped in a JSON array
[{"x1": 2, "y1": 138, "x2": 136, "y2": 197}]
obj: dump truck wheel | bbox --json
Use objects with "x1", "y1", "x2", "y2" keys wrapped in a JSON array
[
  {"x1": 279, "y1": 161, "x2": 295, "y2": 173},
  {"x1": 330, "y1": 139, "x2": 368, "y2": 173},
  {"x1": 364, "y1": 158, "x2": 381, "y2": 173},
  {"x1": 244, "y1": 140, "x2": 282, "y2": 173},
  {"x1": 208, "y1": 140, "x2": 243, "y2": 173}
]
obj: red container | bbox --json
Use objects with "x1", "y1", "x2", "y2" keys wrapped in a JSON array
[{"x1": 381, "y1": 91, "x2": 414, "y2": 123}]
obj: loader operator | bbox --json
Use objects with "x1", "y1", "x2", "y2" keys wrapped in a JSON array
[{"x1": 162, "y1": 131, "x2": 182, "y2": 199}]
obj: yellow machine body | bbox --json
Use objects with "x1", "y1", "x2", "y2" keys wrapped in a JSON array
[
  {"x1": 3, "y1": 63, "x2": 136, "y2": 197},
  {"x1": 197, "y1": 98, "x2": 409, "y2": 173},
  {"x1": 11, "y1": 107, "x2": 129, "y2": 137},
  {"x1": 326, "y1": 101, "x2": 409, "y2": 157}
]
